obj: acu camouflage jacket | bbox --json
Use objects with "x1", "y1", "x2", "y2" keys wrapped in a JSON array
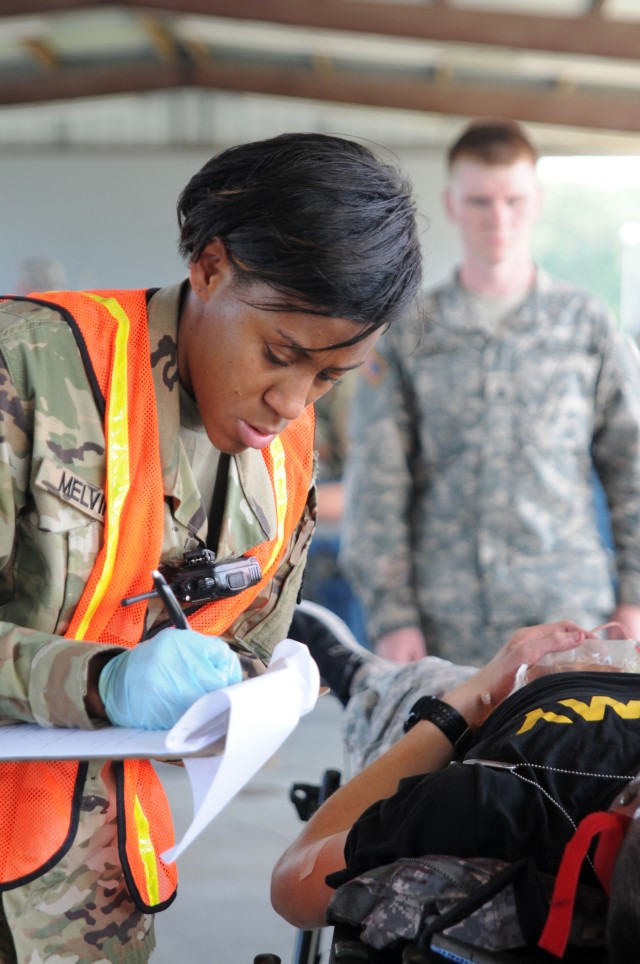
[{"x1": 341, "y1": 269, "x2": 640, "y2": 649}]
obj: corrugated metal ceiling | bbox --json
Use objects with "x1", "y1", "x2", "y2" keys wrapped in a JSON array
[{"x1": 0, "y1": 0, "x2": 639, "y2": 151}]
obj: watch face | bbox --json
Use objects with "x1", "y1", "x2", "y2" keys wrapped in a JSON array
[{"x1": 404, "y1": 696, "x2": 433, "y2": 733}]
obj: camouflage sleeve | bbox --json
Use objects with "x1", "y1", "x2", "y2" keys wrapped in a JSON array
[
  {"x1": 0, "y1": 339, "x2": 122, "y2": 729},
  {"x1": 340, "y1": 334, "x2": 422, "y2": 641},
  {"x1": 592, "y1": 325, "x2": 640, "y2": 605},
  {"x1": 313, "y1": 372, "x2": 359, "y2": 482},
  {"x1": 0, "y1": 626, "x2": 121, "y2": 729}
]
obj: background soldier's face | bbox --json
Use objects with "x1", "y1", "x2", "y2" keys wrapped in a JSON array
[{"x1": 445, "y1": 158, "x2": 542, "y2": 268}]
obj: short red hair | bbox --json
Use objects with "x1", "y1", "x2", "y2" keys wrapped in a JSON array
[{"x1": 448, "y1": 117, "x2": 538, "y2": 170}]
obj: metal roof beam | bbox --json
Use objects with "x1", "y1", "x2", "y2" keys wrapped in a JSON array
[
  {"x1": 2, "y1": 59, "x2": 638, "y2": 135},
  {"x1": 2, "y1": 0, "x2": 636, "y2": 62}
]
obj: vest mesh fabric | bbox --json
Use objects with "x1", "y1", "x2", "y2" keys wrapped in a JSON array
[
  {"x1": 0, "y1": 290, "x2": 315, "y2": 906},
  {"x1": 60, "y1": 289, "x2": 164, "y2": 649},
  {"x1": 122, "y1": 759, "x2": 178, "y2": 910},
  {"x1": 0, "y1": 289, "x2": 169, "y2": 899},
  {"x1": 189, "y1": 412, "x2": 316, "y2": 634},
  {"x1": 0, "y1": 759, "x2": 80, "y2": 885}
]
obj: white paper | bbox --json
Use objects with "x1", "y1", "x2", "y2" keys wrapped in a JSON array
[
  {"x1": 0, "y1": 639, "x2": 319, "y2": 862},
  {"x1": 162, "y1": 638, "x2": 320, "y2": 861}
]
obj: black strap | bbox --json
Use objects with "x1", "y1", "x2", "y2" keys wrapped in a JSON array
[{"x1": 207, "y1": 452, "x2": 230, "y2": 551}]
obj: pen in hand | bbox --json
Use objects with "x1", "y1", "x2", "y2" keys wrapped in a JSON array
[
  {"x1": 151, "y1": 569, "x2": 189, "y2": 630},
  {"x1": 104, "y1": 571, "x2": 242, "y2": 732}
]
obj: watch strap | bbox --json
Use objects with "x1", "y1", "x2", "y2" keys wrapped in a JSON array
[{"x1": 403, "y1": 695, "x2": 469, "y2": 746}]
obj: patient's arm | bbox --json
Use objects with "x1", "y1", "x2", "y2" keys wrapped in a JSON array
[{"x1": 270, "y1": 714, "x2": 458, "y2": 928}]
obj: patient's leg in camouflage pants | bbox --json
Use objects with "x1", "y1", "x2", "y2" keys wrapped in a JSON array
[{"x1": 342, "y1": 656, "x2": 477, "y2": 772}]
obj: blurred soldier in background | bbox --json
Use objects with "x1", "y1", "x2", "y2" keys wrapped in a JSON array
[
  {"x1": 15, "y1": 256, "x2": 67, "y2": 294},
  {"x1": 341, "y1": 117, "x2": 640, "y2": 663},
  {"x1": 303, "y1": 374, "x2": 369, "y2": 647}
]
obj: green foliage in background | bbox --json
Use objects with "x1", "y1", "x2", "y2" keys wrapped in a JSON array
[{"x1": 534, "y1": 180, "x2": 640, "y2": 325}]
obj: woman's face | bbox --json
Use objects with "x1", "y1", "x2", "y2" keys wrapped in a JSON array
[{"x1": 179, "y1": 240, "x2": 381, "y2": 454}]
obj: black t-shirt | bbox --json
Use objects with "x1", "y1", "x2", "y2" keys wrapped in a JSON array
[{"x1": 328, "y1": 672, "x2": 640, "y2": 888}]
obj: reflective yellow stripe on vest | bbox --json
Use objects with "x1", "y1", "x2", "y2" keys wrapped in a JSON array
[
  {"x1": 74, "y1": 293, "x2": 131, "y2": 641},
  {"x1": 75, "y1": 295, "x2": 164, "y2": 902},
  {"x1": 263, "y1": 435, "x2": 287, "y2": 573},
  {"x1": 133, "y1": 794, "x2": 160, "y2": 907}
]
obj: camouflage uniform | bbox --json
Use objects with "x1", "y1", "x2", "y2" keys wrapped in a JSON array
[
  {"x1": 341, "y1": 269, "x2": 640, "y2": 663},
  {"x1": 0, "y1": 283, "x2": 315, "y2": 962},
  {"x1": 327, "y1": 854, "x2": 608, "y2": 955},
  {"x1": 304, "y1": 374, "x2": 369, "y2": 646},
  {"x1": 343, "y1": 656, "x2": 476, "y2": 772},
  {"x1": 313, "y1": 374, "x2": 357, "y2": 487}
]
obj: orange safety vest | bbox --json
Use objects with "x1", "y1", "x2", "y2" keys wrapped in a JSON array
[{"x1": 0, "y1": 290, "x2": 315, "y2": 911}]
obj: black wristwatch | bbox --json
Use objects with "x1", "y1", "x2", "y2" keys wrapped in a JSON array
[{"x1": 403, "y1": 695, "x2": 469, "y2": 746}]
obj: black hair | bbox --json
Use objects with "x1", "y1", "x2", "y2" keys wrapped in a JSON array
[
  {"x1": 177, "y1": 132, "x2": 422, "y2": 338},
  {"x1": 606, "y1": 820, "x2": 640, "y2": 962}
]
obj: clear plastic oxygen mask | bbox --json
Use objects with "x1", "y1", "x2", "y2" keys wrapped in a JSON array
[{"x1": 511, "y1": 622, "x2": 640, "y2": 693}]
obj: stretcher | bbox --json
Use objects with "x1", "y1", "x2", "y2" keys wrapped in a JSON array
[
  {"x1": 286, "y1": 770, "x2": 607, "y2": 964},
  {"x1": 255, "y1": 605, "x2": 609, "y2": 964},
  {"x1": 286, "y1": 769, "x2": 607, "y2": 964}
]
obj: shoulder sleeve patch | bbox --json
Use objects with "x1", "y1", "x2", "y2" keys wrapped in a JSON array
[{"x1": 362, "y1": 349, "x2": 388, "y2": 386}]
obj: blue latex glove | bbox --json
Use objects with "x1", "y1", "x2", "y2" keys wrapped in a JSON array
[{"x1": 98, "y1": 628, "x2": 242, "y2": 730}]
